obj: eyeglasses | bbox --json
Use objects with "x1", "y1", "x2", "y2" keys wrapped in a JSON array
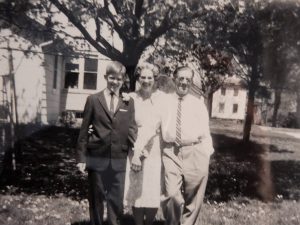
[{"x1": 177, "y1": 77, "x2": 192, "y2": 83}]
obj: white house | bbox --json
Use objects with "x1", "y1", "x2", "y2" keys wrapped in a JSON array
[
  {"x1": 211, "y1": 76, "x2": 247, "y2": 121},
  {"x1": 0, "y1": 29, "x2": 115, "y2": 126}
]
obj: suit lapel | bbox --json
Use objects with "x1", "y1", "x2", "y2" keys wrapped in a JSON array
[
  {"x1": 97, "y1": 91, "x2": 112, "y2": 120},
  {"x1": 114, "y1": 96, "x2": 123, "y2": 115}
]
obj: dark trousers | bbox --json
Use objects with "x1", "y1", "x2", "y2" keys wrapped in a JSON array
[{"x1": 88, "y1": 166, "x2": 126, "y2": 225}]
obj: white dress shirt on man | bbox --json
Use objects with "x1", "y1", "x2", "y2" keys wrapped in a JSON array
[{"x1": 160, "y1": 93, "x2": 214, "y2": 156}]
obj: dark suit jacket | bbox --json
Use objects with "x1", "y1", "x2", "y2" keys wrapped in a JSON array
[{"x1": 76, "y1": 90, "x2": 137, "y2": 171}]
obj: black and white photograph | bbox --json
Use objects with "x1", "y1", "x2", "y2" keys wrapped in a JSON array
[{"x1": 0, "y1": 0, "x2": 300, "y2": 224}]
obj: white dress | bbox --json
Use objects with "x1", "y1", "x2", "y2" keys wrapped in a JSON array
[{"x1": 123, "y1": 91, "x2": 163, "y2": 208}]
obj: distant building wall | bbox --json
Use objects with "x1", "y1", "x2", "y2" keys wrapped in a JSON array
[{"x1": 212, "y1": 85, "x2": 247, "y2": 120}]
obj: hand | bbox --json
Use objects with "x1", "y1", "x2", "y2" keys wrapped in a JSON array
[
  {"x1": 131, "y1": 154, "x2": 142, "y2": 172},
  {"x1": 140, "y1": 149, "x2": 149, "y2": 160},
  {"x1": 76, "y1": 163, "x2": 86, "y2": 174}
]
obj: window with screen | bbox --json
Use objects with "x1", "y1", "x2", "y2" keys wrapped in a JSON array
[
  {"x1": 221, "y1": 87, "x2": 226, "y2": 96},
  {"x1": 83, "y1": 58, "x2": 98, "y2": 90},
  {"x1": 233, "y1": 104, "x2": 238, "y2": 113},
  {"x1": 64, "y1": 60, "x2": 79, "y2": 89},
  {"x1": 234, "y1": 88, "x2": 239, "y2": 96},
  {"x1": 219, "y1": 103, "x2": 225, "y2": 113}
]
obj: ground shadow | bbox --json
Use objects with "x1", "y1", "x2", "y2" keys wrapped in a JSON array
[
  {"x1": 1, "y1": 126, "x2": 299, "y2": 203},
  {"x1": 206, "y1": 132, "x2": 300, "y2": 202},
  {"x1": 0, "y1": 126, "x2": 87, "y2": 200},
  {"x1": 271, "y1": 160, "x2": 300, "y2": 200}
]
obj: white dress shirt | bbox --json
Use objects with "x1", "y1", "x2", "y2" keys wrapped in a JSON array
[
  {"x1": 160, "y1": 93, "x2": 214, "y2": 156},
  {"x1": 104, "y1": 88, "x2": 119, "y2": 113}
]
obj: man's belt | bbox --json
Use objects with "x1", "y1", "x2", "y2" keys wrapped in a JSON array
[{"x1": 164, "y1": 140, "x2": 200, "y2": 148}]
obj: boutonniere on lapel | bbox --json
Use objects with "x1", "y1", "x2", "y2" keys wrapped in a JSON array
[{"x1": 121, "y1": 93, "x2": 130, "y2": 104}]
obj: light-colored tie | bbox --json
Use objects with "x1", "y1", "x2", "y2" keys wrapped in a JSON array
[
  {"x1": 110, "y1": 92, "x2": 114, "y2": 115},
  {"x1": 175, "y1": 97, "x2": 182, "y2": 146}
]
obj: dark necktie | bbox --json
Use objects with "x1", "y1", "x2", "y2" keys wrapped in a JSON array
[
  {"x1": 175, "y1": 97, "x2": 182, "y2": 146},
  {"x1": 110, "y1": 91, "x2": 114, "y2": 115}
]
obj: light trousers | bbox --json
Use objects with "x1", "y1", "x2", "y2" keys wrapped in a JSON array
[{"x1": 162, "y1": 144, "x2": 210, "y2": 225}]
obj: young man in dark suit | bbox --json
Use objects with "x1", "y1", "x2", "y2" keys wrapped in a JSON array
[{"x1": 76, "y1": 61, "x2": 137, "y2": 225}]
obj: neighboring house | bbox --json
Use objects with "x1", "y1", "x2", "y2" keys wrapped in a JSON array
[
  {"x1": 211, "y1": 76, "x2": 247, "y2": 121},
  {"x1": 211, "y1": 76, "x2": 297, "y2": 125}
]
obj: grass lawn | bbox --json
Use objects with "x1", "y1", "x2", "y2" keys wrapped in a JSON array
[{"x1": 1, "y1": 120, "x2": 300, "y2": 225}]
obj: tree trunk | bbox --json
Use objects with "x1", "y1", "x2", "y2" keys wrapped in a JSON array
[
  {"x1": 125, "y1": 64, "x2": 138, "y2": 91},
  {"x1": 122, "y1": 42, "x2": 140, "y2": 92},
  {"x1": 243, "y1": 86, "x2": 255, "y2": 143},
  {"x1": 243, "y1": 61, "x2": 259, "y2": 143},
  {"x1": 271, "y1": 88, "x2": 282, "y2": 127},
  {"x1": 207, "y1": 91, "x2": 213, "y2": 118}
]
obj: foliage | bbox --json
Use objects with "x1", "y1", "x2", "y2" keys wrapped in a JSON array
[
  {"x1": 190, "y1": 44, "x2": 233, "y2": 96},
  {"x1": 260, "y1": 1, "x2": 300, "y2": 127},
  {"x1": 195, "y1": 0, "x2": 300, "y2": 141},
  {"x1": 277, "y1": 112, "x2": 299, "y2": 129},
  {"x1": 57, "y1": 111, "x2": 78, "y2": 128},
  {"x1": 0, "y1": 0, "x2": 221, "y2": 89}
]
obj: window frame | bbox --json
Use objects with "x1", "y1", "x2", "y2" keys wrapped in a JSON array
[
  {"x1": 64, "y1": 60, "x2": 79, "y2": 89},
  {"x1": 233, "y1": 87, "x2": 239, "y2": 96},
  {"x1": 219, "y1": 102, "x2": 225, "y2": 113},
  {"x1": 83, "y1": 57, "x2": 98, "y2": 90},
  {"x1": 233, "y1": 103, "x2": 238, "y2": 114},
  {"x1": 221, "y1": 87, "x2": 226, "y2": 96},
  {"x1": 63, "y1": 56, "x2": 99, "y2": 91}
]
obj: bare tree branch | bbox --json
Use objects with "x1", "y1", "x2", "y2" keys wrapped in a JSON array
[
  {"x1": 49, "y1": 0, "x2": 122, "y2": 61},
  {"x1": 102, "y1": 0, "x2": 128, "y2": 41},
  {"x1": 137, "y1": 10, "x2": 173, "y2": 53},
  {"x1": 137, "y1": 7, "x2": 205, "y2": 53},
  {"x1": 94, "y1": 17, "x2": 101, "y2": 42},
  {"x1": 110, "y1": 0, "x2": 122, "y2": 14}
]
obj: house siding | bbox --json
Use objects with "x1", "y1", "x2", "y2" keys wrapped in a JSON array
[
  {"x1": 0, "y1": 45, "x2": 46, "y2": 124},
  {"x1": 0, "y1": 29, "x2": 65, "y2": 125},
  {"x1": 212, "y1": 86, "x2": 247, "y2": 120},
  {"x1": 43, "y1": 54, "x2": 63, "y2": 124}
]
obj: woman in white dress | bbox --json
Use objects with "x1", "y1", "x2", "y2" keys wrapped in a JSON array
[{"x1": 123, "y1": 65, "x2": 167, "y2": 225}]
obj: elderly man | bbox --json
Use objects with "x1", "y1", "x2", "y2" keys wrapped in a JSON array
[
  {"x1": 161, "y1": 66, "x2": 214, "y2": 225},
  {"x1": 76, "y1": 61, "x2": 137, "y2": 225}
]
